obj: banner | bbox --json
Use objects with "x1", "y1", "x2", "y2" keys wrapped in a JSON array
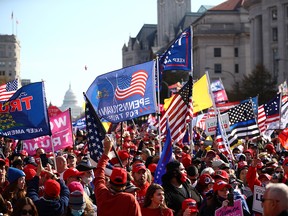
[
  {"x1": 252, "y1": 185, "x2": 265, "y2": 213},
  {"x1": 0, "y1": 82, "x2": 51, "y2": 140},
  {"x1": 48, "y1": 105, "x2": 62, "y2": 117},
  {"x1": 205, "y1": 113, "x2": 230, "y2": 135},
  {"x1": 86, "y1": 61, "x2": 157, "y2": 123},
  {"x1": 23, "y1": 109, "x2": 73, "y2": 155},
  {"x1": 215, "y1": 199, "x2": 243, "y2": 216}
]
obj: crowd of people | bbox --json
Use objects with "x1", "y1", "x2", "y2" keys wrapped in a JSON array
[{"x1": 0, "y1": 124, "x2": 287, "y2": 216}]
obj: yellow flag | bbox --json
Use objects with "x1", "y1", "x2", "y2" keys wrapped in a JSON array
[
  {"x1": 102, "y1": 122, "x2": 111, "y2": 132},
  {"x1": 163, "y1": 95, "x2": 175, "y2": 111},
  {"x1": 193, "y1": 74, "x2": 213, "y2": 113}
]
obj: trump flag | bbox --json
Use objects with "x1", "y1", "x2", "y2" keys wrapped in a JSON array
[
  {"x1": 86, "y1": 61, "x2": 157, "y2": 123},
  {"x1": 0, "y1": 82, "x2": 51, "y2": 140}
]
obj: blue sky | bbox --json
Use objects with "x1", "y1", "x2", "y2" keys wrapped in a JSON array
[{"x1": 0, "y1": 0, "x2": 224, "y2": 107}]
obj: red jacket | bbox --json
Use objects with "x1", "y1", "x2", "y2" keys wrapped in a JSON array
[
  {"x1": 94, "y1": 154, "x2": 142, "y2": 216},
  {"x1": 246, "y1": 166, "x2": 261, "y2": 192}
]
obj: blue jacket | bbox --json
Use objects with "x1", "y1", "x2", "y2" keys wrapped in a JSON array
[{"x1": 27, "y1": 176, "x2": 69, "y2": 216}]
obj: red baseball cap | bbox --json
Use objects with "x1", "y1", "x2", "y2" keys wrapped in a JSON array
[
  {"x1": 214, "y1": 170, "x2": 229, "y2": 181},
  {"x1": 213, "y1": 180, "x2": 232, "y2": 192},
  {"x1": 110, "y1": 167, "x2": 127, "y2": 186},
  {"x1": 132, "y1": 163, "x2": 146, "y2": 173},
  {"x1": 265, "y1": 144, "x2": 276, "y2": 154},
  {"x1": 259, "y1": 173, "x2": 272, "y2": 181},
  {"x1": 198, "y1": 174, "x2": 214, "y2": 186},
  {"x1": 44, "y1": 179, "x2": 60, "y2": 198},
  {"x1": 238, "y1": 161, "x2": 248, "y2": 170},
  {"x1": 118, "y1": 150, "x2": 130, "y2": 161},
  {"x1": 63, "y1": 168, "x2": 84, "y2": 181},
  {"x1": 182, "y1": 198, "x2": 198, "y2": 213}
]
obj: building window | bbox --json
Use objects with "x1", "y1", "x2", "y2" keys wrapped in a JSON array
[
  {"x1": 235, "y1": 64, "x2": 239, "y2": 73},
  {"x1": 214, "y1": 64, "x2": 222, "y2": 73},
  {"x1": 234, "y1": 48, "x2": 239, "y2": 57},
  {"x1": 272, "y1": 28, "x2": 278, "y2": 41},
  {"x1": 214, "y1": 48, "x2": 221, "y2": 57},
  {"x1": 272, "y1": 8, "x2": 277, "y2": 21},
  {"x1": 0, "y1": 71, "x2": 5, "y2": 76},
  {"x1": 0, "y1": 62, "x2": 5, "y2": 67}
]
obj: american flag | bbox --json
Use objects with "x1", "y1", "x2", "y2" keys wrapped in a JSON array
[
  {"x1": 215, "y1": 118, "x2": 228, "y2": 155},
  {"x1": 264, "y1": 94, "x2": 281, "y2": 125},
  {"x1": 0, "y1": 79, "x2": 18, "y2": 101},
  {"x1": 224, "y1": 101, "x2": 260, "y2": 146},
  {"x1": 85, "y1": 98, "x2": 106, "y2": 163},
  {"x1": 159, "y1": 76, "x2": 193, "y2": 143},
  {"x1": 257, "y1": 104, "x2": 267, "y2": 134},
  {"x1": 115, "y1": 70, "x2": 148, "y2": 100}
]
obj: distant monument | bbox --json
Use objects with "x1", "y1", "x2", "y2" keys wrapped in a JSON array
[{"x1": 60, "y1": 84, "x2": 82, "y2": 120}]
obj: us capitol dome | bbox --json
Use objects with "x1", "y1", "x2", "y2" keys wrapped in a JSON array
[{"x1": 60, "y1": 84, "x2": 83, "y2": 120}]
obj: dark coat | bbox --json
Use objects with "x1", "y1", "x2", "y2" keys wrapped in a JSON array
[{"x1": 27, "y1": 176, "x2": 69, "y2": 216}]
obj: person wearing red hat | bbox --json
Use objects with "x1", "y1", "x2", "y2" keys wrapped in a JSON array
[
  {"x1": 265, "y1": 143, "x2": 277, "y2": 155},
  {"x1": 196, "y1": 174, "x2": 214, "y2": 198},
  {"x1": 181, "y1": 198, "x2": 199, "y2": 216},
  {"x1": 132, "y1": 162, "x2": 150, "y2": 207},
  {"x1": 141, "y1": 183, "x2": 173, "y2": 216},
  {"x1": 200, "y1": 180, "x2": 233, "y2": 216},
  {"x1": 93, "y1": 135, "x2": 141, "y2": 216},
  {"x1": 26, "y1": 159, "x2": 69, "y2": 216},
  {"x1": 63, "y1": 168, "x2": 84, "y2": 185}
]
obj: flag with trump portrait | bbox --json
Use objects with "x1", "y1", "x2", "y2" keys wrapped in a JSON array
[{"x1": 86, "y1": 61, "x2": 157, "y2": 123}]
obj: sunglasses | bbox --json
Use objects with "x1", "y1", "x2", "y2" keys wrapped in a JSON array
[
  {"x1": 21, "y1": 209, "x2": 33, "y2": 215},
  {"x1": 275, "y1": 171, "x2": 284, "y2": 174}
]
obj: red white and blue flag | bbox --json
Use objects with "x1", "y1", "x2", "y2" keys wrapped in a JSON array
[
  {"x1": 0, "y1": 79, "x2": 18, "y2": 101},
  {"x1": 86, "y1": 61, "x2": 157, "y2": 123},
  {"x1": 115, "y1": 70, "x2": 148, "y2": 100},
  {"x1": 264, "y1": 93, "x2": 281, "y2": 125}
]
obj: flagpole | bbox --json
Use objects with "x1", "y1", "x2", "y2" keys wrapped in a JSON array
[
  {"x1": 205, "y1": 70, "x2": 232, "y2": 159},
  {"x1": 189, "y1": 25, "x2": 194, "y2": 153},
  {"x1": 11, "y1": 12, "x2": 14, "y2": 35},
  {"x1": 50, "y1": 136, "x2": 58, "y2": 172},
  {"x1": 279, "y1": 92, "x2": 283, "y2": 128},
  {"x1": 83, "y1": 92, "x2": 124, "y2": 168},
  {"x1": 156, "y1": 55, "x2": 162, "y2": 156},
  {"x1": 68, "y1": 108, "x2": 75, "y2": 150}
]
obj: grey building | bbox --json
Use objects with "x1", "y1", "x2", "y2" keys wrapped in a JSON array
[
  {"x1": 0, "y1": 34, "x2": 21, "y2": 84},
  {"x1": 243, "y1": 0, "x2": 288, "y2": 85}
]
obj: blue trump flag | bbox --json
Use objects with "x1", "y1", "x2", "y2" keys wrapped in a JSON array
[
  {"x1": 159, "y1": 27, "x2": 191, "y2": 71},
  {"x1": 0, "y1": 82, "x2": 51, "y2": 140},
  {"x1": 154, "y1": 120, "x2": 173, "y2": 185},
  {"x1": 86, "y1": 61, "x2": 157, "y2": 123}
]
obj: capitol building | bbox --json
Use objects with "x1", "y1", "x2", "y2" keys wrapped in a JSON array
[{"x1": 60, "y1": 84, "x2": 83, "y2": 120}]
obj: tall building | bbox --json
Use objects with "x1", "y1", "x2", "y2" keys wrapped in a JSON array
[
  {"x1": 60, "y1": 84, "x2": 82, "y2": 120},
  {"x1": 122, "y1": 0, "x2": 202, "y2": 67},
  {"x1": 0, "y1": 34, "x2": 21, "y2": 84},
  {"x1": 193, "y1": 0, "x2": 250, "y2": 89},
  {"x1": 243, "y1": 0, "x2": 288, "y2": 85}
]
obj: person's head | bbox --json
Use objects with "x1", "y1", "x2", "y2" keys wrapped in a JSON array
[
  {"x1": 182, "y1": 198, "x2": 199, "y2": 216},
  {"x1": 68, "y1": 181, "x2": 86, "y2": 216},
  {"x1": 63, "y1": 168, "x2": 84, "y2": 185},
  {"x1": 76, "y1": 158, "x2": 95, "y2": 185},
  {"x1": 282, "y1": 158, "x2": 288, "y2": 174},
  {"x1": 44, "y1": 179, "x2": 61, "y2": 199},
  {"x1": 237, "y1": 161, "x2": 248, "y2": 184},
  {"x1": 7, "y1": 167, "x2": 26, "y2": 190},
  {"x1": 132, "y1": 163, "x2": 147, "y2": 187},
  {"x1": 262, "y1": 183, "x2": 288, "y2": 216},
  {"x1": 259, "y1": 174, "x2": 272, "y2": 187},
  {"x1": 143, "y1": 183, "x2": 166, "y2": 208},
  {"x1": 12, "y1": 197, "x2": 38, "y2": 216},
  {"x1": 213, "y1": 180, "x2": 232, "y2": 199},
  {"x1": 197, "y1": 173, "x2": 214, "y2": 195},
  {"x1": 56, "y1": 156, "x2": 67, "y2": 173},
  {"x1": 0, "y1": 159, "x2": 6, "y2": 181},
  {"x1": 186, "y1": 165, "x2": 199, "y2": 186},
  {"x1": 109, "y1": 167, "x2": 127, "y2": 192},
  {"x1": 35, "y1": 148, "x2": 45, "y2": 157},
  {"x1": 67, "y1": 153, "x2": 77, "y2": 168}
]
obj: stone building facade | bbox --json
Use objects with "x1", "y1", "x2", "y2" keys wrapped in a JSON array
[{"x1": 244, "y1": 0, "x2": 288, "y2": 85}]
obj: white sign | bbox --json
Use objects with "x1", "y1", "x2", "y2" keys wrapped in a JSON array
[
  {"x1": 253, "y1": 185, "x2": 265, "y2": 213},
  {"x1": 205, "y1": 113, "x2": 230, "y2": 135}
]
